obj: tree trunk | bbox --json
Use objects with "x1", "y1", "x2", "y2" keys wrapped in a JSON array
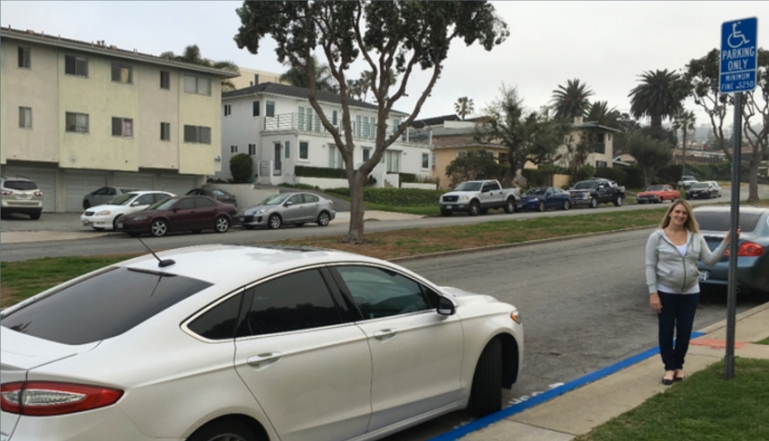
[
  {"x1": 681, "y1": 130, "x2": 687, "y2": 177},
  {"x1": 747, "y1": 155, "x2": 760, "y2": 203},
  {"x1": 343, "y1": 172, "x2": 367, "y2": 243}
]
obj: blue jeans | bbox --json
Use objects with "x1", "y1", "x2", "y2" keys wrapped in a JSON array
[{"x1": 657, "y1": 291, "x2": 700, "y2": 371}]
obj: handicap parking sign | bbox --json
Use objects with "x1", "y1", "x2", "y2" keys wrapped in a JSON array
[{"x1": 720, "y1": 17, "x2": 758, "y2": 93}]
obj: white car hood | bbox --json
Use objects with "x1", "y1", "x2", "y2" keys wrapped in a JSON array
[
  {"x1": 440, "y1": 286, "x2": 499, "y2": 307},
  {"x1": 86, "y1": 203, "x2": 132, "y2": 215},
  {"x1": 443, "y1": 191, "x2": 477, "y2": 198}
]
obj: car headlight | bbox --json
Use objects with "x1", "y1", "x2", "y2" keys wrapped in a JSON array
[
  {"x1": 96, "y1": 210, "x2": 111, "y2": 216},
  {"x1": 257, "y1": 208, "x2": 270, "y2": 214},
  {"x1": 511, "y1": 310, "x2": 521, "y2": 324},
  {"x1": 462, "y1": 195, "x2": 470, "y2": 201}
]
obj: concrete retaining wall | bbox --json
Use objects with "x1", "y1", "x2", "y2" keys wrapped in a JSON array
[
  {"x1": 401, "y1": 182, "x2": 437, "y2": 190},
  {"x1": 294, "y1": 177, "x2": 349, "y2": 189}
]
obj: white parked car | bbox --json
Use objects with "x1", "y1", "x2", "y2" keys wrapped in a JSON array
[
  {"x1": 0, "y1": 245, "x2": 524, "y2": 441},
  {"x1": 80, "y1": 191, "x2": 174, "y2": 231}
]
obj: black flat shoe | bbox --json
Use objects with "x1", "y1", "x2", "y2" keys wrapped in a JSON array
[
  {"x1": 661, "y1": 377, "x2": 675, "y2": 386},
  {"x1": 674, "y1": 375, "x2": 686, "y2": 382}
]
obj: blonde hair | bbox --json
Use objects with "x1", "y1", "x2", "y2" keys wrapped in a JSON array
[{"x1": 660, "y1": 199, "x2": 700, "y2": 233}]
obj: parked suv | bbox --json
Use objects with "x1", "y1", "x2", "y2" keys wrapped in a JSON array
[{"x1": 0, "y1": 176, "x2": 43, "y2": 220}]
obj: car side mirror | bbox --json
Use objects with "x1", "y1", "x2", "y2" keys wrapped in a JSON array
[
  {"x1": 285, "y1": 201, "x2": 294, "y2": 207},
  {"x1": 437, "y1": 296, "x2": 456, "y2": 316},
  {"x1": 131, "y1": 201, "x2": 140, "y2": 207}
]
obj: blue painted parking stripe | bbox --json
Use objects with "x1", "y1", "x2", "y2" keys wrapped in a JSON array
[{"x1": 429, "y1": 331, "x2": 705, "y2": 441}]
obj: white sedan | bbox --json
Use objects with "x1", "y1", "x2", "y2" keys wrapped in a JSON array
[
  {"x1": 80, "y1": 191, "x2": 174, "y2": 230},
  {"x1": 0, "y1": 245, "x2": 524, "y2": 441}
]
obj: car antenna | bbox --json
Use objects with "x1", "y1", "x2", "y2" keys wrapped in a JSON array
[{"x1": 136, "y1": 237, "x2": 175, "y2": 268}]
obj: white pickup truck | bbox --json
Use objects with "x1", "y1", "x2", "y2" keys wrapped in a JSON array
[{"x1": 439, "y1": 180, "x2": 521, "y2": 216}]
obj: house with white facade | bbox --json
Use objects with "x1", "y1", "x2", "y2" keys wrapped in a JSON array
[{"x1": 219, "y1": 83, "x2": 433, "y2": 188}]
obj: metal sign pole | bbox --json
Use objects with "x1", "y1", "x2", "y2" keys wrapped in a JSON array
[{"x1": 724, "y1": 92, "x2": 742, "y2": 380}]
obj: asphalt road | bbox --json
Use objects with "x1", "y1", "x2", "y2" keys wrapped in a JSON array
[{"x1": 379, "y1": 228, "x2": 767, "y2": 441}]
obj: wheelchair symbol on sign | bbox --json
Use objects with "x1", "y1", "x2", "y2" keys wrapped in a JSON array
[{"x1": 728, "y1": 21, "x2": 750, "y2": 48}]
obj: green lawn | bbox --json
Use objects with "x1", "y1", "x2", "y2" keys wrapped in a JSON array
[
  {"x1": 757, "y1": 336, "x2": 769, "y2": 345},
  {"x1": 575, "y1": 359, "x2": 769, "y2": 441}
]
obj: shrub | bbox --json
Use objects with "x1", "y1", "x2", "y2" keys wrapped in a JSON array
[
  {"x1": 570, "y1": 165, "x2": 595, "y2": 184},
  {"x1": 326, "y1": 187, "x2": 444, "y2": 206},
  {"x1": 279, "y1": 183, "x2": 319, "y2": 190},
  {"x1": 623, "y1": 166, "x2": 646, "y2": 189},
  {"x1": 229, "y1": 154, "x2": 253, "y2": 183},
  {"x1": 295, "y1": 165, "x2": 348, "y2": 179}
]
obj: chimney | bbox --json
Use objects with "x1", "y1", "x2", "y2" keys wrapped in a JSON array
[
  {"x1": 250, "y1": 81, "x2": 254, "y2": 86},
  {"x1": 26, "y1": 29, "x2": 34, "y2": 35},
  {"x1": 254, "y1": 74, "x2": 259, "y2": 84},
  {"x1": 110, "y1": 45, "x2": 116, "y2": 50}
]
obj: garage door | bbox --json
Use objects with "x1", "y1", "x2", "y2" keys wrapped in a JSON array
[
  {"x1": 64, "y1": 171, "x2": 107, "y2": 212},
  {"x1": 160, "y1": 175, "x2": 197, "y2": 197},
  {"x1": 114, "y1": 172, "x2": 154, "y2": 191},
  {"x1": 3, "y1": 167, "x2": 57, "y2": 212}
]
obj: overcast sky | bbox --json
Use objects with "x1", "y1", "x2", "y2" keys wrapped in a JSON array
[{"x1": 2, "y1": 1, "x2": 766, "y2": 131}]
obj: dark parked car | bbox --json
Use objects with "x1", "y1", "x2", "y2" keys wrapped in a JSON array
[
  {"x1": 686, "y1": 182, "x2": 718, "y2": 200},
  {"x1": 186, "y1": 188, "x2": 237, "y2": 207},
  {"x1": 520, "y1": 187, "x2": 571, "y2": 212},
  {"x1": 696, "y1": 206, "x2": 769, "y2": 294},
  {"x1": 83, "y1": 187, "x2": 138, "y2": 209},
  {"x1": 568, "y1": 179, "x2": 625, "y2": 208},
  {"x1": 118, "y1": 196, "x2": 237, "y2": 237}
]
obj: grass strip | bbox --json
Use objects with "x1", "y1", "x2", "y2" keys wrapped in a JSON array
[
  {"x1": 757, "y1": 336, "x2": 769, "y2": 345},
  {"x1": 574, "y1": 358, "x2": 769, "y2": 441}
]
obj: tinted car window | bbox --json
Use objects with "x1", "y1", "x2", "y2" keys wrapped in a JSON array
[
  {"x1": 489, "y1": 182, "x2": 501, "y2": 191},
  {"x1": 148, "y1": 197, "x2": 178, "y2": 211},
  {"x1": 335, "y1": 265, "x2": 433, "y2": 320},
  {"x1": 175, "y1": 198, "x2": 195, "y2": 210},
  {"x1": 135, "y1": 194, "x2": 154, "y2": 206},
  {"x1": 153, "y1": 193, "x2": 170, "y2": 203},
  {"x1": 304, "y1": 194, "x2": 319, "y2": 203},
  {"x1": 696, "y1": 212, "x2": 762, "y2": 232},
  {"x1": 573, "y1": 181, "x2": 598, "y2": 190},
  {"x1": 1, "y1": 267, "x2": 212, "y2": 345},
  {"x1": 237, "y1": 269, "x2": 341, "y2": 337},
  {"x1": 3, "y1": 180, "x2": 38, "y2": 191},
  {"x1": 186, "y1": 189, "x2": 199, "y2": 195},
  {"x1": 288, "y1": 194, "x2": 303, "y2": 205},
  {"x1": 94, "y1": 187, "x2": 109, "y2": 195},
  {"x1": 188, "y1": 293, "x2": 243, "y2": 340},
  {"x1": 195, "y1": 197, "x2": 216, "y2": 208}
]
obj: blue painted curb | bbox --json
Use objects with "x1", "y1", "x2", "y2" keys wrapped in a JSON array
[{"x1": 428, "y1": 331, "x2": 706, "y2": 441}]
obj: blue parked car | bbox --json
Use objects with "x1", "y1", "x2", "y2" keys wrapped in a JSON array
[{"x1": 520, "y1": 187, "x2": 572, "y2": 212}]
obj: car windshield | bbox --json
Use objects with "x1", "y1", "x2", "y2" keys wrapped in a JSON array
[
  {"x1": 682, "y1": 176, "x2": 696, "y2": 180},
  {"x1": 573, "y1": 181, "x2": 598, "y2": 190},
  {"x1": 107, "y1": 193, "x2": 137, "y2": 205},
  {"x1": 691, "y1": 183, "x2": 708, "y2": 189},
  {"x1": 647, "y1": 185, "x2": 665, "y2": 191},
  {"x1": 524, "y1": 188, "x2": 547, "y2": 196},
  {"x1": 695, "y1": 212, "x2": 761, "y2": 232},
  {"x1": 3, "y1": 180, "x2": 38, "y2": 191},
  {"x1": 147, "y1": 197, "x2": 179, "y2": 211},
  {"x1": 259, "y1": 194, "x2": 290, "y2": 205},
  {"x1": 454, "y1": 182, "x2": 482, "y2": 191}
]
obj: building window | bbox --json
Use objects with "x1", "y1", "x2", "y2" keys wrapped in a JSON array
[
  {"x1": 393, "y1": 118, "x2": 400, "y2": 134},
  {"x1": 160, "y1": 71, "x2": 170, "y2": 89},
  {"x1": 183, "y1": 125, "x2": 211, "y2": 144},
  {"x1": 65, "y1": 112, "x2": 89, "y2": 133},
  {"x1": 266, "y1": 101, "x2": 275, "y2": 117},
  {"x1": 363, "y1": 148, "x2": 371, "y2": 162},
  {"x1": 248, "y1": 144, "x2": 256, "y2": 155},
  {"x1": 183, "y1": 75, "x2": 211, "y2": 96},
  {"x1": 18, "y1": 47, "x2": 30, "y2": 68},
  {"x1": 65, "y1": 55, "x2": 88, "y2": 77},
  {"x1": 299, "y1": 141, "x2": 309, "y2": 159},
  {"x1": 112, "y1": 117, "x2": 133, "y2": 137},
  {"x1": 160, "y1": 122, "x2": 171, "y2": 141},
  {"x1": 386, "y1": 151, "x2": 400, "y2": 173},
  {"x1": 252, "y1": 101, "x2": 260, "y2": 117},
  {"x1": 306, "y1": 108, "x2": 313, "y2": 131},
  {"x1": 356, "y1": 115, "x2": 362, "y2": 137},
  {"x1": 596, "y1": 160, "x2": 608, "y2": 168},
  {"x1": 19, "y1": 107, "x2": 32, "y2": 129},
  {"x1": 298, "y1": 107, "x2": 304, "y2": 128},
  {"x1": 363, "y1": 116, "x2": 369, "y2": 138},
  {"x1": 230, "y1": 145, "x2": 238, "y2": 153},
  {"x1": 111, "y1": 63, "x2": 133, "y2": 84},
  {"x1": 422, "y1": 153, "x2": 429, "y2": 169},
  {"x1": 224, "y1": 104, "x2": 232, "y2": 116},
  {"x1": 457, "y1": 150, "x2": 467, "y2": 158},
  {"x1": 332, "y1": 110, "x2": 338, "y2": 125},
  {"x1": 285, "y1": 141, "x2": 291, "y2": 159}
]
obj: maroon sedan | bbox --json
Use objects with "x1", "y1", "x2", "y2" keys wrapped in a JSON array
[{"x1": 117, "y1": 196, "x2": 237, "y2": 237}]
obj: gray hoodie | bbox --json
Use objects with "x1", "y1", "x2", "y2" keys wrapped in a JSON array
[{"x1": 645, "y1": 229, "x2": 728, "y2": 294}]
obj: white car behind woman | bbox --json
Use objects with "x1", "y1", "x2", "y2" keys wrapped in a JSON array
[{"x1": 81, "y1": 191, "x2": 174, "y2": 231}]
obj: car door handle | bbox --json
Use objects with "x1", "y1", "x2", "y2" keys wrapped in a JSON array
[
  {"x1": 247, "y1": 352, "x2": 282, "y2": 367},
  {"x1": 374, "y1": 328, "x2": 398, "y2": 340}
]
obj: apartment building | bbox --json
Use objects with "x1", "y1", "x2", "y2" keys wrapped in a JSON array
[{"x1": 0, "y1": 27, "x2": 237, "y2": 212}]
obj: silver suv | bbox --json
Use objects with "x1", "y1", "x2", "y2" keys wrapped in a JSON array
[{"x1": 0, "y1": 176, "x2": 43, "y2": 220}]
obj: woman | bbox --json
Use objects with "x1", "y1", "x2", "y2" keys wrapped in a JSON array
[{"x1": 645, "y1": 199, "x2": 737, "y2": 385}]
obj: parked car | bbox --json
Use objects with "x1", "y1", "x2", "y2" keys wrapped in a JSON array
[
  {"x1": 635, "y1": 184, "x2": 679, "y2": 204},
  {"x1": 705, "y1": 181, "x2": 723, "y2": 198},
  {"x1": 568, "y1": 178, "x2": 625, "y2": 208},
  {"x1": 686, "y1": 182, "x2": 718, "y2": 199},
  {"x1": 240, "y1": 192, "x2": 335, "y2": 230},
  {"x1": 0, "y1": 244, "x2": 524, "y2": 441},
  {"x1": 439, "y1": 180, "x2": 521, "y2": 216},
  {"x1": 83, "y1": 187, "x2": 138, "y2": 210},
  {"x1": 520, "y1": 187, "x2": 571, "y2": 212},
  {"x1": 81, "y1": 191, "x2": 174, "y2": 231},
  {"x1": 695, "y1": 206, "x2": 769, "y2": 294},
  {"x1": 186, "y1": 188, "x2": 237, "y2": 207},
  {"x1": 0, "y1": 176, "x2": 43, "y2": 220},
  {"x1": 117, "y1": 196, "x2": 237, "y2": 237},
  {"x1": 677, "y1": 175, "x2": 698, "y2": 190}
]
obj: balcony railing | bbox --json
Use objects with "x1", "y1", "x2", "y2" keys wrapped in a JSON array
[{"x1": 262, "y1": 113, "x2": 430, "y2": 145}]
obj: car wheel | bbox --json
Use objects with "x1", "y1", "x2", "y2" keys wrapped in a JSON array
[
  {"x1": 563, "y1": 200, "x2": 571, "y2": 210},
  {"x1": 150, "y1": 219, "x2": 168, "y2": 237},
  {"x1": 187, "y1": 419, "x2": 259, "y2": 441},
  {"x1": 613, "y1": 195, "x2": 622, "y2": 207},
  {"x1": 317, "y1": 211, "x2": 331, "y2": 227},
  {"x1": 268, "y1": 213, "x2": 282, "y2": 230},
  {"x1": 29, "y1": 212, "x2": 41, "y2": 220},
  {"x1": 83, "y1": 200, "x2": 91, "y2": 210},
  {"x1": 468, "y1": 338, "x2": 502, "y2": 417},
  {"x1": 589, "y1": 197, "x2": 598, "y2": 209},
  {"x1": 504, "y1": 198, "x2": 515, "y2": 214},
  {"x1": 112, "y1": 215, "x2": 123, "y2": 231},
  {"x1": 469, "y1": 200, "x2": 480, "y2": 216},
  {"x1": 440, "y1": 209, "x2": 453, "y2": 217},
  {"x1": 538, "y1": 201, "x2": 546, "y2": 212},
  {"x1": 214, "y1": 216, "x2": 230, "y2": 233}
]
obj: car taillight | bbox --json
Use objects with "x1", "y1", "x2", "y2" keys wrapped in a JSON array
[
  {"x1": 723, "y1": 241, "x2": 765, "y2": 257},
  {"x1": 34, "y1": 191, "x2": 43, "y2": 197},
  {"x1": 1, "y1": 381, "x2": 123, "y2": 416},
  {"x1": 0, "y1": 190, "x2": 12, "y2": 196}
]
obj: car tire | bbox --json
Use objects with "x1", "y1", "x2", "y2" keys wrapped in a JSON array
[
  {"x1": 613, "y1": 195, "x2": 622, "y2": 207},
  {"x1": 504, "y1": 198, "x2": 515, "y2": 214},
  {"x1": 214, "y1": 216, "x2": 230, "y2": 233},
  {"x1": 268, "y1": 214, "x2": 282, "y2": 230},
  {"x1": 150, "y1": 219, "x2": 168, "y2": 237},
  {"x1": 538, "y1": 201, "x2": 546, "y2": 212},
  {"x1": 468, "y1": 338, "x2": 502, "y2": 417},
  {"x1": 563, "y1": 200, "x2": 570, "y2": 210},
  {"x1": 317, "y1": 211, "x2": 331, "y2": 227},
  {"x1": 83, "y1": 200, "x2": 91, "y2": 210},
  {"x1": 469, "y1": 200, "x2": 480, "y2": 216},
  {"x1": 112, "y1": 215, "x2": 123, "y2": 231},
  {"x1": 187, "y1": 419, "x2": 259, "y2": 441},
  {"x1": 30, "y1": 212, "x2": 41, "y2": 220},
  {"x1": 589, "y1": 197, "x2": 598, "y2": 209}
]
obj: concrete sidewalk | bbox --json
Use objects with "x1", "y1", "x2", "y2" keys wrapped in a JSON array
[{"x1": 448, "y1": 301, "x2": 769, "y2": 441}]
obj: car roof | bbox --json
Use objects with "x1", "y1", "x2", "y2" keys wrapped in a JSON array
[
  {"x1": 127, "y1": 190, "x2": 173, "y2": 195},
  {"x1": 1, "y1": 176, "x2": 34, "y2": 182}
]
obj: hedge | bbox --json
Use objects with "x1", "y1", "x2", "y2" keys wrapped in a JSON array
[
  {"x1": 595, "y1": 167, "x2": 627, "y2": 185},
  {"x1": 326, "y1": 187, "x2": 443, "y2": 206},
  {"x1": 295, "y1": 165, "x2": 347, "y2": 179}
]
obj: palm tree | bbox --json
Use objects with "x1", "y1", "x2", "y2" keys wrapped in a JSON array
[
  {"x1": 280, "y1": 55, "x2": 337, "y2": 92},
  {"x1": 160, "y1": 45, "x2": 239, "y2": 92},
  {"x1": 672, "y1": 110, "x2": 696, "y2": 176},
  {"x1": 585, "y1": 101, "x2": 621, "y2": 129},
  {"x1": 628, "y1": 69, "x2": 685, "y2": 139},
  {"x1": 347, "y1": 79, "x2": 365, "y2": 100},
  {"x1": 551, "y1": 79, "x2": 594, "y2": 120},
  {"x1": 454, "y1": 97, "x2": 475, "y2": 120}
]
